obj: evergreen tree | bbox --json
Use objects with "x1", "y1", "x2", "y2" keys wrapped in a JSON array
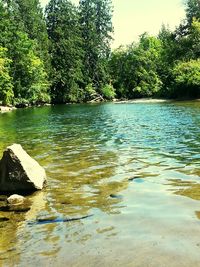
[
  {"x1": 157, "y1": 25, "x2": 177, "y2": 96},
  {"x1": 79, "y1": 0, "x2": 113, "y2": 92},
  {"x1": 0, "y1": 1, "x2": 11, "y2": 48},
  {"x1": 46, "y1": 0, "x2": 84, "y2": 103},
  {"x1": 186, "y1": 0, "x2": 200, "y2": 25},
  {"x1": 175, "y1": 0, "x2": 200, "y2": 38}
]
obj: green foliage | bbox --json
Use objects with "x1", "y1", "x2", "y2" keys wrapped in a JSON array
[
  {"x1": 8, "y1": 0, "x2": 50, "y2": 73},
  {"x1": 108, "y1": 46, "x2": 127, "y2": 98},
  {"x1": 172, "y1": 59, "x2": 200, "y2": 97},
  {"x1": 79, "y1": 0, "x2": 113, "y2": 91},
  {"x1": 109, "y1": 0, "x2": 200, "y2": 100},
  {"x1": 0, "y1": 0, "x2": 50, "y2": 106},
  {"x1": 101, "y1": 84, "x2": 115, "y2": 100},
  {"x1": 26, "y1": 52, "x2": 50, "y2": 104},
  {"x1": 9, "y1": 31, "x2": 50, "y2": 104},
  {"x1": 159, "y1": 16, "x2": 200, "y2": 97},
  {"x1": 1, "y1": 0, "x2": 200, "y2": 105},
  {"x1": 187, "y1": 18, "x2": 200, "y2": 59},
  {"x1": 157, "y1": 25, "x2": 177, "y2": 96},
  {"x1": 186, "y1": 0, "x2": 200, "y2": 25},
  {"x1": 46, "y1": 0, "x2": 84, "y2": 103},
  {"x1": 109, "y1": 34, "x2": 162, "y2": 99},
  {"x1": 84, "y1": 83, "x2": 96, "y2": 100},
  {"x1": 0, "y1": 47, "x2": 14, "y2": 105},
  {"x1": 0, "y1": 0, "x2": 114, "y2": 105}
]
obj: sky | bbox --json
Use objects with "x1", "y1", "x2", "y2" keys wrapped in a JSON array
[{"x1": 40, "y1": 0, "x2": 186, "y2": 49}]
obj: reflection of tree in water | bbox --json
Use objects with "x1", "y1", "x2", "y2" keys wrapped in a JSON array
[{"x1": 0, "y1": 111, "x2": 20, "y2": 153}]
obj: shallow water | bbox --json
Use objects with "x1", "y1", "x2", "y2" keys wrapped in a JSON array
[{"x1": 0, "y1": 101, "x2": 200, "y2": 266}]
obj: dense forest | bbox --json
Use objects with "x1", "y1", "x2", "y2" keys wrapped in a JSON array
[{"x1": 0, "y1": 0, "x2": 200, "y2": 106}]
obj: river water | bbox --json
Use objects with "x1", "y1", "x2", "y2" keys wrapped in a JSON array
[{"x1": 0, "y1": 101, "x2": 200, "y2": 266}]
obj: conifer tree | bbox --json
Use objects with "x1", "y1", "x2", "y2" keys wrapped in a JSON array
[
  {"x1": 79, "y1": 0, "x2": 113, "y2": 92},
  {"x1": 46, "y1": 0, "x2": 84, "y2": 103}
]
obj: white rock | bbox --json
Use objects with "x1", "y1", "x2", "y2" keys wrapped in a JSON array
[
  {"x1": 7, "y1": 194, "x2": 25, "y2": 205},
  {"x1": 0, "y1": 106, "x2": 16, "y2": 113}
]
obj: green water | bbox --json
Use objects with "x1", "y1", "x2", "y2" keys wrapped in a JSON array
[{"x1": 0, "y1": 101, "x2": 200, "y2": 267}]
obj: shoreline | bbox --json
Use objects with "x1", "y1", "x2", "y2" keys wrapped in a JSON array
[
  {"x1": 0, "y1": 103, "x2": 51, "y2": 113},
  {"x1": 113, "y1": 97, "x2": 200, "y2": 104},
  {"x1": 113, "y1": 98, "x2": 171, "y2": 104},
  {"x1": 1, "y1": 98, "x2": 200, "y2": 113}
]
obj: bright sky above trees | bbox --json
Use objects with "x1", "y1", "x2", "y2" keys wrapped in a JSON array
[{"x1": 40, "y1": 0, "x2": 185, "y2": 48}]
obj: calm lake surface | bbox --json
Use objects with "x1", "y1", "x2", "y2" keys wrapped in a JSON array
[{"x1": 1, "y1": 101, "x2": 200, "y2": 267}]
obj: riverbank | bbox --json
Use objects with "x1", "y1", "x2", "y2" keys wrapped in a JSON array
[
  {"x1": 0, "y1": 104, "x2": 52, "y2": 113},
  {"x1": 1, "y1": 98, "x2": 200, "y2": 114},
  {"x1": 114, "y1": 98, "x2": 171, "y2": 104},
  {"x1": 114, "y1": 97, "x2": 200, "y2": 104}
]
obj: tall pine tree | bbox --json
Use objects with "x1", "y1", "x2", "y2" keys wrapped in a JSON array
[
  {"x1": 79, "y1": 0, "x2": 113, "y2": 93},
  {"x1": 186, "y1": 0, "x2": 200, "y2": 25},
  {"x1": 46, "y1": 0, "x2": 84, "y2": 103}
]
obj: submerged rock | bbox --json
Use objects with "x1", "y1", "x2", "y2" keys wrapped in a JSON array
[
  {"x1": 7, "y1": 194, "x2": 25, "y2": 205},
  {"x1": 110, "y1": 194, "x2": 123, "y2": 199},
  {"x1": 0, "y1": 144, "x2": 46, "y2": 192},
  {"x1": 0, "y1": 194, "x2": 31, "y2": 212},
  {"x1": 128, "y1": 176, "x2": 140, "y2": 181}
]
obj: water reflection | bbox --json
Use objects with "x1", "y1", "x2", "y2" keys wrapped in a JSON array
[
  {"x1": 168, "y1": 179, "x2": 200, "y2": 201},
  {"x1": 0, "y1": 102, "x2": 200, "y2": 266}
]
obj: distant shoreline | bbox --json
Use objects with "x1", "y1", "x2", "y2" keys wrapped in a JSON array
[
  {"x1": 113, "y1": 97, "x2": 200, "y2": 104},
  {"x1": 113, "y1": 98, "x2": 171, "y2": 104},
  {"x1": 1, "y1": 98, "x2": 200, "y2": 113}
]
